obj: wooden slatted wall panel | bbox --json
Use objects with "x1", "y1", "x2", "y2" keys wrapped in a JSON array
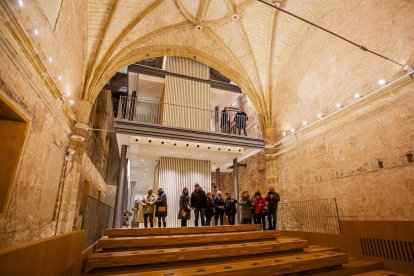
[
  {"x1": 158, "y1": 156, "x2": 211, "y2": 228},
  {"x1": 162, "y1": 57, "x2": 211, "y2": 131}
]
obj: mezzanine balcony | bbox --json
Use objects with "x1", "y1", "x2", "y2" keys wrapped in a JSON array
[{"x1": 114, "y1": 96, "x2": 264, "y2": 148}]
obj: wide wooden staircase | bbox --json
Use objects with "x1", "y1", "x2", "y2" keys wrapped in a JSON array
[{"x1": 83, "y1": 225, "x2": 385, "y2": 275}]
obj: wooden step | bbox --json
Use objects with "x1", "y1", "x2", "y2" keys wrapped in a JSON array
[
  {"x1": 86, "y1": 243, "x2": 343, "y2": 275},
  {"x1": 97, "y1": 231, "x2": 279, "y2": 250},
  {"x1": 104, "y1": 224, "x2": 261, "y2": 237},
  {"x1": 110, "y1": 251, "x2": 349, "y2": 276},
  {"x1": 86, "y1": 238, "x2": 309, "y2": 271},
  {"x1": 312, "y1": 257, "x2": 384, "y2": 275},
  {"x1": 353, "y1": 270, "x2": 408, "y2": 276}
]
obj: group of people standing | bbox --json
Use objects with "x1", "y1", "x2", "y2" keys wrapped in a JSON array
[
  {"x1": 138, "y1": 184, "x2": 280, "y2": 229},
  {"x1": 178, "y1": 184, "x2": 238, "y2": 227},
  {"x1": 220, "y1": 107, "x2": 249, "y2": 136}
]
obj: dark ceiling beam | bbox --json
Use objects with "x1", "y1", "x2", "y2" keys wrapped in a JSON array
[{"x1": 128, "y1": 64, "x2": 242, "y2": 93}]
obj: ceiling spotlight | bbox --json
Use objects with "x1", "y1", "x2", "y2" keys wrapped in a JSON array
[
  {"x1": 290, "y1": 128, "x2": 296, "y2": 133},
  {"x1": 378, "y1": 79, "x2": 387, "y2": 86},
  {"x1": 336, "y1": 103, "x2": 343, "y2": 109},
  {"x1": 354, "y1": 92, "x2": 363, "y2": 99},
  {"x1": 69, "y1": 100, "x2": 74, "y2": 105},
  {"x1": 282, "y1": 131, "x2": 287, "y2": 137},
  {"x1": 18, "y1": 0, "x2": 24, "y2": 7},
  {"x1": 57, "y1": 75, "x2": 62, "y2": 81},
  {"x1": 317, "y1": 113, "x2": 324, "y2": 118},
  {"x1": 64, "y1": 91, "x2": 71, "y2": 97},
  {"x1": 302, "y1": 121, "x2": 309, "y2": 126},
  {"x1": 33, "y1": 28, "x2": 39, "y2": 36},
  {"x1": 47, "y1": 56, "x2": 53, "y2": 63}
]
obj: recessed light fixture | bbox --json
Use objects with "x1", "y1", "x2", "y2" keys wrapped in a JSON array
[
  {"x1": 140, "y1": 159, "x2": 144, "y2": 162},
  {"x1": 378, "y1": 79, "x2": 387, "y2": 86},
  {"x1": 354, "y1": 92, "x2": 363, "y2": 99},
  {"x1": 317, "y1": 113, "x2": 324, "y2": 118},
  {"x1": 143, "y1": 149, "x2": 147, "y2": 152},
  {"x1": 302, "y1": 121, "x2": 309, "y2": 126},
  {"x1": 33, "y1": 28, "x2": 39, "y2": 36},
  {"x1": 282, "y1": 132, "x2": 287, "y2": 137},
  {"x1": 57, "y1": 75, "x2": 62, "y2": 81},
  {"x1": 18, "y1": 0, "x2": 24, "y2": 7},
  {"x1": 161, "y1": 141, "x2": 164, "y2": 144},
  {"x1": 145, "y1": 168, "x2": 149, "y2": 171},
  {"x1": 336, "y1": 103, "x2": 343, "y2": 109},
  {"x1": 197, "y1": 145, "x2": 200, "y2": 148},
  {"x1": 47, "y1": 56, "x2": 53, "y2": 63},
  {"x1": 148, "y1": 140, "x2": 152, "y2": 143},
  {"x1": 69, "y1": 100, "x2": 74, "y2": 105},
  {"x1": 186, "y1": 144, "x2": 189, "y2": 147},
  {"x1": 290, "y1": 128, "x2": 296, "y2": 133},
  {"x1": 174, "y1": 143, "x2": 177, "y2": 146},
  {"x1": 64, "y1": 91, "x2": 71, "y2": 97}
]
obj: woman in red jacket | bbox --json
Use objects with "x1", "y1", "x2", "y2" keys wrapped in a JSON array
[{"x1": 253, "y1": 192, "x2": 267, "y2": 230}]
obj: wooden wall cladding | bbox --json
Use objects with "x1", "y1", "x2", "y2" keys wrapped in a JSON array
[
  {"x1": 0, "y1": 231, "x2": 83, "y2": 276},
  {"x1": 279, "y1": 220, "x2": 414, "y2": 275}
]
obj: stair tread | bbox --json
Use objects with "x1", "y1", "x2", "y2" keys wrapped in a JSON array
[
  {"x1": 106, "y1": 251, "x2": 349, "y2": 276},
  {"x1": 97, "y1": 231, "x2": 279, "y2": 249},
  {"x1": 352, "y1": 269, "x2": 408, "y2": 276},
  {"x1": 86, "y1": 238, "x2": 309, "y2": 270},
  {"x1": 104, "y1": 224, "x2": 260, "y2": 237},
  {"x1": 312, "y1": 257, "x2": 384, "y2": 275}
]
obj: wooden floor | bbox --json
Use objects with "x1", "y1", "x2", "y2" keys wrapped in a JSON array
[{"x1": 83, "y1": 225, "x2": 384, "y2": 275}]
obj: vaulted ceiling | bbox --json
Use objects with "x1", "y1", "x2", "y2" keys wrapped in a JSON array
[{"x1": 83, "y1": 0, "x2": 337, "y2": 131}]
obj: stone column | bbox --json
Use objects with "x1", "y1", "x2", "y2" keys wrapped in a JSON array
[
  {"x1": 233, "y1": 158, "x2": 239, "y2": 224},
  {"x1": 216, "y1": 167, "x2": 221, "y2": 192},
  {"x1": 113, "y1": 145, "x2": 128, "y2": 228}
]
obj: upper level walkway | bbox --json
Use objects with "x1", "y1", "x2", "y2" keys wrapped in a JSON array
[{"x1": 114, "y1": 96, "x2": 264, "y2": 149}]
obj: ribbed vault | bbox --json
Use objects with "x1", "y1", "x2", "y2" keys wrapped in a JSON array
[{"x1": 84, "y1": 0, "x2": 337, "y2": 137}]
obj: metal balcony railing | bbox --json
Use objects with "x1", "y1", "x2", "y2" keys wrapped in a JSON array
[
  {"x1": 117, "y1": 96, "x2": 262, "y2": 139},
  {"x1": 277, "y1": 198, "x2": 341, "y2": 234}
]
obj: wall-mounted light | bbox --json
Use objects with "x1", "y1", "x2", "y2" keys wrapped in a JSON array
[
  {"x1": 378, "y1": 79, "x2": 387, "y2": 86},
  {"x1": 354, "y1": 92, "x2": 363, "y2": 99}
]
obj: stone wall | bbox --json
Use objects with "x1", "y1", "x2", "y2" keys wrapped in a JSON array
[
  {"x1": 267, "y1": 0, "x2": 414, "y2": 221},
  {"x1": 212, "y1": 151, "x2": 267, "y2": 197}
]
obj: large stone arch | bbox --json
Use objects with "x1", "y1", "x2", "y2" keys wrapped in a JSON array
[{"x1": 84, "y1": 45, "x2": 271, "y2": 138}]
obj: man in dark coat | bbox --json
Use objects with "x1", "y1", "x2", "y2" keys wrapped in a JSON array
[
  {"x1": 225, "y1": 192, "x2": 238, "y2": 225},
  {"x1": 235, "y1": 107, "x2": 248, "y2": 136},
  {"x1": 191, "y1": 183, "x2": 207, "y2": 226},
  {"x1": 214, "y1": 191, "x2": 225, "y2": 225},
  {"x1": 266, "y1": 185, "x2": 280, "y2": 230}
]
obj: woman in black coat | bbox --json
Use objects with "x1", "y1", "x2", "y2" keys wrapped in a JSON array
[
  {"x1": 155, "y1": 187, "x2": 167, "y2": 227},
  {"x1": 178, "y1": 187, "x2": 191, "y2": 227}
]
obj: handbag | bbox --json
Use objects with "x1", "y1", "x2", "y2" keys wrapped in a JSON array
[
  {"x1": 180, "y1": 209, "x2": 187, "y2": 217},
  {"x1": 158, "y1": 206, "x2": 167, "y2": 212}
]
